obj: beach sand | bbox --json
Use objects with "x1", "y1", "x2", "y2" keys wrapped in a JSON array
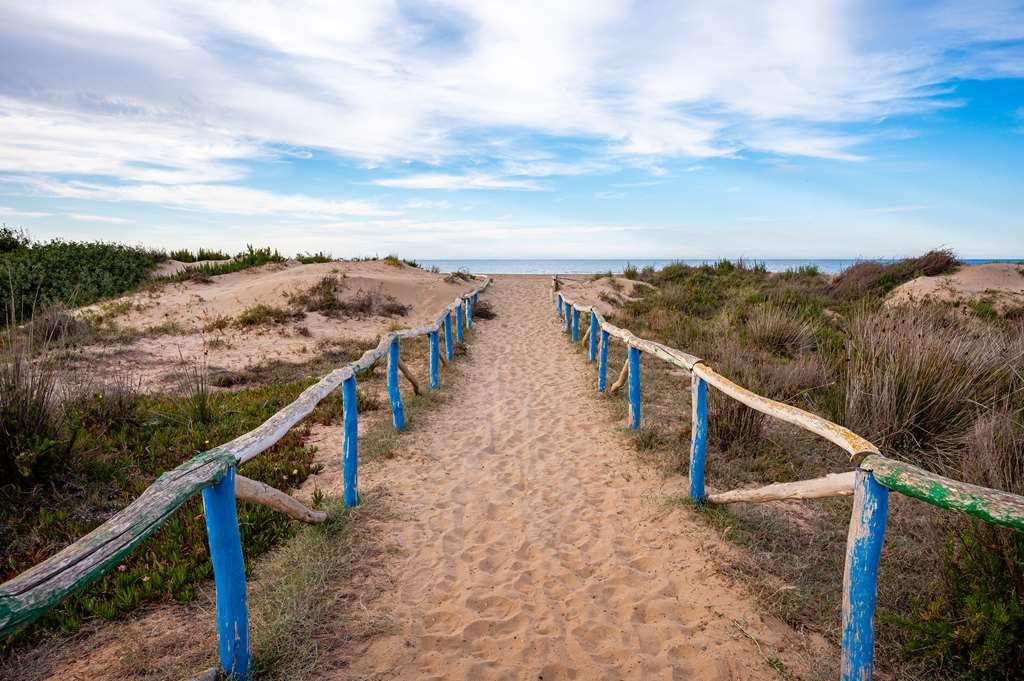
[{"x1": 888, "y1": 261, "x2": 1024, "y2": 311}]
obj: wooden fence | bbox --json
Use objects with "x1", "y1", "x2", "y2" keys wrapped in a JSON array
[
  {"x1": 553, "y1": 277, "x2": 1024, "y2": 681},
  {"x1": 0, "y1": 277, "x2": 490, "y2": 679}
]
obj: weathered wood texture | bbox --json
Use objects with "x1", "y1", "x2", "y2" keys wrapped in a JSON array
[
  {"x1": 707, "y1": 471, "x2": 856, "y2": 504},
  {"x1": 0, "y1": 450, "x2": 234, "y2": 638},
  {"x1": 861, "y1": 454, "x2": 1024, "y2": 532},
  {"x1": 235, "y1": 475, "x2": 327, "y2": 524}
]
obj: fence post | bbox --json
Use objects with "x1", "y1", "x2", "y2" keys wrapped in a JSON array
[
  {"x1": 588, "y1": 312, "x2": 598, "y2": 361},
  {"x1": 429, "y1": 330, "x2": 440, "y2": 390},
  {"x1": 466, "y1": 298, "x2": 473, "y2": 329},
  {"x1": 473, "y1": 292, "x2": 478, "y2": 305},
  {"x1": 202, "y1": 467, "x2": 250, "y2": 679},
  {"x1": 444, "y1": 311, "x2": 454, "y2": 361},
  {"x1": 564, "y1": 303, "x2": 571, "y2": 333},
  {"x1": 456, "y1": 303, "x2": 465, "y2": 343},
  {"x1": 387, "y1": 336, "x2": 406, "y2": 431},
  {"x1": 841, "y1": 469, "x2": 889, "y2": 681},
  {"x1": 689, "y1": 375, "x2": 708, "y2": 503},
  {"x1": 557, "y1": 293, "x2": 563, "y2": 318},
  {"x1": 598, "y1": 329, "x2": 609, "y2": 392},
  {"x1": 342, "y1": 374, "x2": 359, "y2": 506},
  {"x1": 628, "y1": 346, "x2": 641, "y2": 430}
]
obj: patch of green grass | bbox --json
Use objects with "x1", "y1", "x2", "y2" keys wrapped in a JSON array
[
  {"x1": 969, "y1": 297, "x2": 999, "y2": 320},
  {"x1": 0, "y1": 379, "x2": 327, "y2": 648},
  {"x1": 161, "y1": 245, "x2": 285, "y2": 284},
  {"x1": 296, "y1": 251, "x2": 332, "y2": 264},
  {"x1": 236, "y1": 304, "x2": 305, "y2": 327}
]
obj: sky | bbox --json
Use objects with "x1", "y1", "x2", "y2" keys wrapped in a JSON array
[{"x1": 0, "y1": 1, "x2": 1022, "y2": 259}]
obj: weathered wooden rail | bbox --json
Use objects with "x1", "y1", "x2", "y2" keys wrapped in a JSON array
[
  {"x1": 553, "y1": 276, "x2": 1024, "y2": 681},
  {"x1": 0, "y1": 276, "x2": 490, "y2": 679}
]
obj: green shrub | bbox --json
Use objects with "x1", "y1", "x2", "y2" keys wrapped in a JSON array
[
  {"x1": 898, "y1": 408, "x2": 1024, "y2": 677},
  {"x1": 196, "y1": 248, "x2": 229, "y2": 261},
  {"x1": 164, "y1": 245, "x2": 285, "y2": 283},
  {"x1": 236, "y1": 304, "x2": 305, "y2": 327},
  {"x1": 169, "y1": 248, "x2": 195, "y2": 262},
  {"x1": 0, "y1": 236, "x2": 164, "y2": 326},
  {"x1": 831, "y1": 249, "x2": 959, "y2": 301},
  {"x1": 623, "y1": 263, "x2": 638, "y2": 280},
  {"x1": 297, "y1": 251, "x2": 332, "y2": 264}
]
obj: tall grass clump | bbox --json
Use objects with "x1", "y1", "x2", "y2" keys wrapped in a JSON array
[
  {"x1": 841, "y1": 305, "x2": 1017, "y2": 468},
  {"x1": 166, "y1": 245, "x2": 285, "y2": 283},
  {"x1": 746, "y1": 305, "x2": 817, "y2": 356},
  {"x1": 831, "y1": 249, "x2": 959, "y2": 301}
]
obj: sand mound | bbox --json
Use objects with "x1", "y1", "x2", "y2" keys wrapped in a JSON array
[
  {"x1": 888, "y1": 262, "x2": 1024, "y2": 312},
  {"x1": 73, "y1": 261, "x2": 481, "y2": 391},
  {"x1": 557, "y1": 275, "x2": 650, "y2": 316}
]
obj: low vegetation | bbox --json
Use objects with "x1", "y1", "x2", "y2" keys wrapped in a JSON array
[
  {"x1": 600, "y1": 252, "x2": 1023, "y2": 679},
  {"x1": 168, "y1": 248, "x2": 230, "y2": 263},
  {"x1": 286, "y1": 275, "x2": 410, "y2": 318},
  {"x1": 0, "y1": 226, "x2": 165, "y2": 326}
]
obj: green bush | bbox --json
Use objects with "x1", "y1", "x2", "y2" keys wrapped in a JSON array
[
  {"x1": 0, "y1": 236, "x2": 165, "y2": 326},
  {"x1": 297, "y1": 251, "x2": 332, "y2": 264}
]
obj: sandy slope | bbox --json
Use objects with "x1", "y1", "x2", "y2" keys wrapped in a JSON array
[
  {"x1": 340, "y1": 276, "x2": 817, "y2": 681},
  {"x1": 556, "y1": 274, "x2": 648, "y2": 316},
  {"x1": 74, "y1": 261, "x2": 478, "y2": 391},
  {"x1": 888, "y1": 261, "x2": 1024, "y2": 311}
]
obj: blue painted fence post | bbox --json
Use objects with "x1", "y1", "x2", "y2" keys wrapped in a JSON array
[
  {"x1": 444, "y1": 311, "x2": 454, "y2": 361},
  {"x1": 202, "y1": 467, "x2": 250, "y2": 679},
  {"x1": 466, "y1": 299, "x2": 473, "y2": 329},
  {"x1": 841, "y1": 469, "x2": 889, "y2": 681},
  {"x1": 429, "y1": 330, "x2": 440, "y2": 390},
  {"x1": 689, "y1": 375, "x2": 708, "y2": 503},
  {"x1": 564, "y1": 304, "x2": 571, "y2": 333},
  {"x1": 588, "y1": 312, "x2": 598, "y2": 362},
  {"x1": 456, "y1": 304, "x2": 464, "y2": 343},
  {"x1": 387, "y1": 336, "x2": 406, "y2": 431},
  {"x1": 473, "y1": 292, "x2": 478, "y2": 305},
  {"x1": 598, "y1": 330, "x2": 609, "y2": 392},
  {"x1": 342, "y1": 374, "x2": 359, "y2": 506},
  {"x1": 556, "y1": 293, "x2": 563, "y2": 318},
  {"x1": 571, "y1": 308, "x2": 580, "y2": 343},
  {"x1": 627, "y1": 346, "x2": 641, "y2": 430}
]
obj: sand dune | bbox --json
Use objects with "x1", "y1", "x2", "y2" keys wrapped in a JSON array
[
  {"x1": 888, "y1": 261, "x2": 1024, "y2": 311},
  {"x1": 334, "y1": 276, "x2": 818, "y2": 680}
]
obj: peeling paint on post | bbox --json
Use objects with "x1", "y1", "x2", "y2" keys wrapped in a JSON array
[
  {"x1": 588, "y1": 313, "x2": 598, "y2": 362},
  {"x1": 598, "y1": 329, "x2": 609, "y2": 392},
  {"x1": 689, "y1": 375, "x2": 708, "y2": 503},
  {"x1": 627, "y1": 346, "x2": 641, "y2": 430},
  {"x1": 444, "y1": 311, "x2": 454, "y2": 361},
  {"x1": 841, "y1": 469, "x2": 889, "y2": 681},
  {"x1": 564, "y1": 303, "x2": 571, "y2": 333},
  {"x1": 342, "y1": 375, "x2": 359, "y2": 506},
  {"x1": 202, "y1": 467, "x2": 250, "y2": 679},
  {"x1": 429, "y1": 330, "x2": 440, "y2": 390},
  {"x1": 387, "y1": 337, "x2": 406, "y2": 431},
  {"x1": 571, "y1": 308, "x2": 580, "y2": 343},
  {"x1": 466, "y1": 299, "x2": 473, "y2": 328},
  {"x1": 456, "y1": 304, "x2": 464, "y2": 343}
]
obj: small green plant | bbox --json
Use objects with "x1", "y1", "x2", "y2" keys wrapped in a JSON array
[
  {"x1": 296, "y1": 251, "x2": 332, "y2": 264},
  {"x1": 169, "y1": 248, "x2": 195, "y2": 262},
  {"x1": 622, "y1": 263, "x2": 639, "y2": 280},
  {"x1": 969, "y1": 298, "x2": 999, "y2": 320},
  {"x1": 236, "y1": 304, "x2": 305, "y2": 327},
  {"x1": 196, "y1": 248, "x2": 229, "y2": 261},
  {"x1": 383, "y1": 254, "x2": 404, "y2": 268}
]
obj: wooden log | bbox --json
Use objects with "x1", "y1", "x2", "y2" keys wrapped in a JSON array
[
  {"x1": 581, "y1": 322, "x2": 591, "y2": 347},
  {"x1": 0, "y1": 449, "x2": 234, "y2": 639},
  {"x1": 707, "y1": 471, "x2": 856, "y2": 504},
  {"x1": 201, "y1": 467, "x2": 250, "y2": 680},
  {"x1": 428, "y1": 330, "x2": 440, "y2": 390},
  {"x1": 608, "y1": 358, "x2": 630, "y2": 395},
  {"x1": 689, "y1": 375, "x2": 709, "y2": 503},
  {"x1": 692, "y1": 364, "x2": 879, "y2": 460},
  {"x1": 342, "y1": 375, "x2": 359, "y2": 507},
  {"x1": 861, "y1": 454, "x2": 1024, "y2": 532},
  {"x1": 597, "y1": 329, "x2": 609, "y2": 392},
  {"x1": 627, "y1": 346, "x2": 641, "y2": 430},
  {"x1": 841, "y1": 469, "x2": 889, "y2": 681},
  {"x1": 387, "y1": 337, "x2": 406, "y2": 431},
  {"x1": 397, "y1": 357, "x2": 421, "y2": 395},
  {"x1": 234, "y1": 474, "x2": 327, "y2": 524}
]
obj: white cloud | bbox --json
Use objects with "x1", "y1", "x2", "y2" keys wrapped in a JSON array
[
  {"x1": 69, "y1": 213, "x2": 132, "y2": 224},
  {"x1": 373, "y1": 173, "x2": 543, "y2": 191},
  {"x1": 0, "y1": 205, "x2": 53, "y2": 218},
  {"x1": 21, "y1": 178, "x2": 393, "y2": 218},
  {"x1": 862, "y1": 205, "x2": 927, "y2": 214}
]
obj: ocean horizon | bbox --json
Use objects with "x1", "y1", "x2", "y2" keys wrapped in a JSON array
[{"x1": 419, "y1": 258, "x2": 1024, "y2": 275}]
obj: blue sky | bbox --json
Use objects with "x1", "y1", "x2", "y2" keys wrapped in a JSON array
[{"x1": 0, "y1": 1, "x2": 1022, "y2": 258}]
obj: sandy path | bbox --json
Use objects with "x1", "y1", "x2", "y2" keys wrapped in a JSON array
[{"x1": 346, "y1": 276, "x2": 814, "y2": 681}]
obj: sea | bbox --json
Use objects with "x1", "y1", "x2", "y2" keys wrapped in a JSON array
[{"x1": 418, "y1": 258, "x2": 1023, "y2": 275}]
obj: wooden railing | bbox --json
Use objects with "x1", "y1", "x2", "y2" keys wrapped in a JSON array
[
  {"x1": 0, "y1": 277, "x2": 490, "y2": 679},
  {"x1": 553, "y1": 277, "x2": 1024, "y2": 681}
]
